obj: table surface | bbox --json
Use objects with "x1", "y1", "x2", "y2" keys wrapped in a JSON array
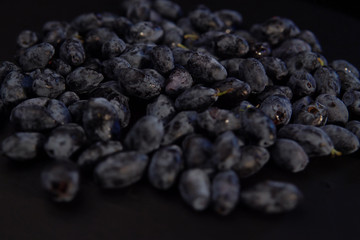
[{"x1": 1, "y1": 0, "x2": 360, "y2": 240}]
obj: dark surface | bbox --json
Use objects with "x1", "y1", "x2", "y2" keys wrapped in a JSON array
[{"x1": 1, "y1": 0, "x2": 360, "y2": 240}]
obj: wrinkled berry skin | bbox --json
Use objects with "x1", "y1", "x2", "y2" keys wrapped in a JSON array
[
  {"x1": 118, "y1": 67, "x2": 162, "y2": 100},
  {"x1": 148, "y1": 145, "x2": 183, "y2": 190},
  {"x1": 211, "y1": 170, "x2": 240, "y2": 216},
  {"x1": 150, "y1": 45, "x2": 175, "y2": 74},
  {"x1": 270, "y1": 138, "x2": 309, "y2": 172},
  {"x1": 278, "y1": 124, "x2": 334, "y2": 157},
  {"x1": 125, "y1": 115, "x2": 164, "y2": 154},
  {"x1": 1, "y1": 132, "x2": 45, "y2": 161},
  {"x1": 321, "y1": 125, "x2": 359, "y2": 155},
  {"x1": 59, "y1": 38, "x2": 86, "y2": 66},
  {"x1": 10, "y1": 98, "x2": 71, "y2": 131},
  {"x1": 77, "y1": 141, "x2": 123, "y2": 168},
  {"x1": 179, "y1": 168, "x2": 211, "y2": 211},
  {"x1": 19, "y1": 42, "x2": 55, "y2": 72},
  {"x1": 82, "y1": 98, "x2": 121, "y2": 142},
  {"x1": 259, "y1": 95, "x2": 292, "y2": 126},
  {"x1": 316, "y1": 94, "x2": 349, "y2": 125},
  {"x1": 238, "y1": 58, "x2": 268, "y2": 93},
  {"x1": 31, "y1": 68, "x2": 66, "y2": 98},
  {"x1": 95, "y1": 151, "x2": 149, "y2": 189},
  {"x1": 44, "y1": 123, "x2": 87, "y2": 160},
  {"x1": 241, "y1": 107, "x2": 276, "y2": 147},
  {"x1": 232, "y1": 145, "x2": 270, "y2": 178},
  {"x1": 313, "y1": 66, "x2": 341, "y2": 96},
  {"x1": 186, "y1": 52, "x2": 227, "y2": 83},
  {"x1": 147, "y1": 94, "x2": 176, "y2": 124},
  {"x1": 66, "y1": 67, "x2": 104, "y2": 94},
  {"x1": 41, "y1": 161, "x2": 80, "y2": 202},
  {"x1": 0, "y1": 71, "x2": 32, "y2": 105},
  {"x1": 49, "y1": 58, "x2": 72, "y2": 77},
  {"x1": 0, "y1": 61, "x2": 21, "y2": 84},
  {"x1": 102, "y1": 37, "x2": 127, "y2": 59},
  {"x1": 175, "y1": 85, "x2": 217, "y2": 111},
  {"x1": 241, "y1": 180, "x2": 303, "y2": 214},
  {"x1": 211, "y1": 131, "x2": 242, "y2": 171},
  {"x1": 197, "y1": 107, "x2": 241, "y2": 136},
  {"x1": 214, "y1": 34, "x2": 249, "y2": 57},
  {"x1": 165, "y1": 66, "x2": 193, "y2": 96},
  {"x1": 161, "y1": 111, "x2": 197, "y2": 145}
]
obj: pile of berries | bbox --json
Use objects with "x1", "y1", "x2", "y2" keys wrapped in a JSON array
[{"x1": 1, "y1": 0, "x2": 360, "y2": 216}]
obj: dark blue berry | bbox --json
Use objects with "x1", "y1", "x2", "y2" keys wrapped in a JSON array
[
  {"x1": 211, "y1": 170, "x2": 240, "y2": 216},
  {"x1": 148, "y1": 145, "x2": 183, "y2": 190},
  {"x1": 124, "y1": 115, "x2": 164, "y2": 154},
  {"x1": 95, "y1": 151, "x2": 149, "y2": 189},
  {"x1": 1, "y1": 132, "x2": 45, "y2": 161},
  {"x1": 179, "y1": 168, "x2": 211, "y2": 211},
  {"x1": 18, "y1": 43, "x2": 55, "y2": 72},
  {"x1": 59, "y1": 38, "x2": 86, "y2": 66},
  {"x1": 270, "y1": 138, "x2": 309, "y2": 172}
]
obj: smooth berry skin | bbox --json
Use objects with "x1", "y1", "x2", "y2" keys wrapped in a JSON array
[
  {"x1": 124, "y1": 115, "x2": 164, "y2": 154},
  {"x1": 278, "y1": 124, "x2": 334, "y2": 157},
  {"x1": 270, "y1": 138, "x2": 309, "y2": 173},
  {"x1": 179, "y1": 168, "x2": 211, "y2": 211},
  {"x1": 148, "y1": 145, "x2": 183, "y2": 190},
  {"x1": 95, "y1": 151, "x2": 149, "y2": 189},
  {"x1": 321, "y1": 125, "x2": 359, "y2": 155}
]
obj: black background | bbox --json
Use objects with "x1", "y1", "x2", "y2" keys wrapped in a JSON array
[{"x1": 1, "y1": 0, "x2": 360, "y2": 239}]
